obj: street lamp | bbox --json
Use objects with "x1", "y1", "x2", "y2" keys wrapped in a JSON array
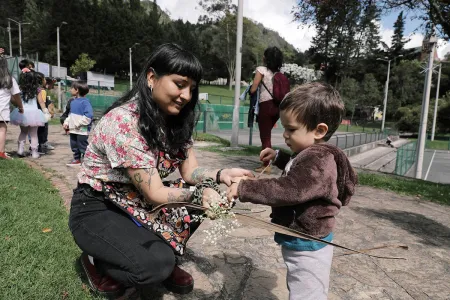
[
  {"x1": 57, "y1": 21, "x2": 68, "y2": 111},
  {"x1": 129, "y1": 43, "x2": 140, "y2": 90},
  {"x1": 7, "y1": 18, "x2": 31, "y2": 56},
  {"x1": 376, "y1": 54, "x2": 403, "y2": 132}
]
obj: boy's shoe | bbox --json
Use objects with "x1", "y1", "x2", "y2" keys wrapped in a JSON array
[
  {"x1": 66, "y1": 159, "x2": 81, "y2": 167},
  {"x1": 43, "y1": 142, "x2": 55, "y2": 150},
  {"x1": 80, "y1": 253, "x2": 124, "y2": 297},
  {"x1": 254, "y1": 165, "x2": 272, "y2": 174},
  {"x1": 0, "y1": 152, "x2": 12, "y2": 160},
  {"x1": 17, "y1": 141, "x2": 25, "y2": 157}
]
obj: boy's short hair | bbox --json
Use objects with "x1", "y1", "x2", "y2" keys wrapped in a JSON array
[
  {"x1": 19, "y1": 59, "x2": 30, "y2": 70},
  {"x1": 279, "y1": 82, "x2": 344, "y2": 141},
  {"x1": 71, "y1": 80, "x2": 89, "y2": 97}
]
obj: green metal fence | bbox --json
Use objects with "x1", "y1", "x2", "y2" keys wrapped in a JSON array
[{"x1": 394, "y1": 142, "x2": 417, "y2": 176}]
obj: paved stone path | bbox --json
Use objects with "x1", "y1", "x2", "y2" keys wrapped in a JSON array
[{"x1": 5, "y1": 125, "x2": 450, "y2": 299}]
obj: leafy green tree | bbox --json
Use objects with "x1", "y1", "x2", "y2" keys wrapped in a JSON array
[
  {"x1": 293, "y1": 0, "x2": 450, "y2": 40},
  {"x1": 391, "y1": 11, "x2": 409, "y2": 57},
  {"x1": 437, "y1": 92, "x2": 450, "y2": 133},
  {"x1": 339, "y1": 77, "x2": 360, "y2": 119},
  {"x1": 70, "y1": 53, "x2": 96, "y2": 76},
  {"x1": 360, "y1": 73, "x2": 382, "y2": 106}
]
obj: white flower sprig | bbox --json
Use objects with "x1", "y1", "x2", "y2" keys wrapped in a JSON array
[{"x1": 192, "y1": 191, "x2": 241, "y2": 245}]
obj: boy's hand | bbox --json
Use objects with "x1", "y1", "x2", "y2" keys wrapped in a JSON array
[
  {"x1": 260, "y1": 148, "x2": 276, "y2": 163},
  {"x1": 63, "y1": 123, "x2": 69, "y2": 130}
]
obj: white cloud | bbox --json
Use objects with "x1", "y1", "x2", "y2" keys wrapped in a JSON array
[
  {"x1": 379, "y1": 26, "x2": 450, "y2": 59},
  {"x1": 156, "y1": 0, "x2": 315, "y2": 52},
  {"x1": 157, "y1": 0, "x2": 449, "y2": 58}
]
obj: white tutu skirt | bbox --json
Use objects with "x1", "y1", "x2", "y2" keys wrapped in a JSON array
[{"x1": 10, "y1": 108, "x2": 46, "y2": 127}]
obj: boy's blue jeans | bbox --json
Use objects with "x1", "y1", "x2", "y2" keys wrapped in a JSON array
[{"x1": 70, "y1": 133, "x2": 89, "y2": 160}]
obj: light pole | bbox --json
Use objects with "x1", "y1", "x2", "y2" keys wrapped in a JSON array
[
  {"x1": 57, "y1": 21, "x2": 67, "y2": 111},
  {"x1": 415, "y1": 32, "x2": 437, "y2": 179},
  {"x1": 231, "y1": 0, "x2": 244, "y2": 147},
  {"x1": 7, "y1": 20, "x2": 12, "y2": 56},
  {"x1": 7, "y1": 18, "x2": 31, "y2": 56},
  {"x1": 377, "y1": 54, "x2": 403, "y2": 132},
  {"x1": 129, "y1": 43, "x2": 140, "y2": 90}
]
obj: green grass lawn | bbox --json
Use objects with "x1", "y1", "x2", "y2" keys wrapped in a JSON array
[
  {"x1": 0, "y1": 159, "x2": 101, "y2": 300},
  {"x1": 426, "y1": 139, "x2": 450, "y2": 150},
  {"x1": 199, "y1": 85, "x2": 248, "y2": 106},
  {"x1": 409, "y1": 138, "x2": 450, "y2": 151},
  {"x1": 358, "y1": 171, "x2": 450, "y2": 205}
]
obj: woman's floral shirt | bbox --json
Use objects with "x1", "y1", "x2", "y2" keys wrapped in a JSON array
[{"x1": 78, "y1": 101, "x2": 195, "y2": 255}]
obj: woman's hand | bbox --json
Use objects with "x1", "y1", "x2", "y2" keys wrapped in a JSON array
[
  {"x1": 260, "y1": 148, "x2": 276, "y2": 163},
  {"x1": 220, "y1": 168, "x2": 254, "y2": 186},
  {"x1": 202, "y1": 188, "x2": 222, "y2": 209},
  {"x1": 18, "y1": 107, "x2": 24, "y2": 114}
]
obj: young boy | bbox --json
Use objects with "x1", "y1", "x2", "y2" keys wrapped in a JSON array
[
  {"x1": 63, "y1": 81, "x2": 93, "y2": 166},
  {"x1": 227, "y1": 82, "x2": 358, "y2": 300}
]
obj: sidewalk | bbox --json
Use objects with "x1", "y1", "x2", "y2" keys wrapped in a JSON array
[{"x1": 5, "y1": 125, "x2": 450, "y2": 299}]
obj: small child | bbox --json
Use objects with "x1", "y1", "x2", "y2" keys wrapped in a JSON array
[
  {"x1": 227, "y1": 82, "x2": 358, "y2": 300},
  {"x1": 63, "y1": 81, "x2": 93, "y2": 166},
  {"x1": 35, "y1": 74, "x2": 55, "y2": 153}
]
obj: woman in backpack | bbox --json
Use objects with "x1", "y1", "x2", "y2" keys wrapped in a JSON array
[{"x1": 250, "y1": 46, "x2": 284, "y2": 174}]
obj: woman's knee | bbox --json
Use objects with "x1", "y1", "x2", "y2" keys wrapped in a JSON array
[{"x1": 132, "y1": 246, "x2": 176, "y2": 285}]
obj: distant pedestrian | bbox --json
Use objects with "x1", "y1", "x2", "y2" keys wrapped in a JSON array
[
  {"x1": 63, "y1": 81, "x2": 93, "y2": 166},
  {"x1": 249, "y1": 46, "x2": 290, "y2": 174},
  {"x1": 0, "y1": 48, "x2": 23, "y2": 159}
]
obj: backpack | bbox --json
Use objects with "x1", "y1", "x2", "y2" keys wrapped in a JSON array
[{"x1": 261, "y1": 72, "x2": 290, "y2": 105}]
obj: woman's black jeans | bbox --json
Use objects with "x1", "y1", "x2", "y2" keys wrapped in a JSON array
[{"x1": 68, "y1": 184, "x2": 176, "y2": 288}]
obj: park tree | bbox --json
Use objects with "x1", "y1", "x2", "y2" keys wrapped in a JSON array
[
  {"x1": 297, "y1": 0, "x2": 381, "y2": 84},
  {"x1": 391, "y1": 11, "x2": 409, "y2": 57},
  {"x1": 360, "y1": 73, "x2": 382, "y2": 107},
  {"x1": 293, "y1": 0, "x2": 450, "y2": 40},
  {"x1": 70, "y1": 53, "x2": 96, "y2": 77},
  {"x1": 437, "y1": 92, "x2": 450, "y2": 133},
  {"x1": 339, "y1": 77, "x2": 360, "y2": 119}
]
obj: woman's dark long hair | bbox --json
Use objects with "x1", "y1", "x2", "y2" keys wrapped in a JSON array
[
  {"x1": 0, "y1": 57, "x2": 13, "y2": 89},
  {"x1": 106, "y1": 43, "x2": 203, "y2": 157},
  {"x1": 264, "y1": 46, "x2": 283, "y2": 73},
  {"x1": 19, "y1": 71, "x2": 40, "y2": 103}
]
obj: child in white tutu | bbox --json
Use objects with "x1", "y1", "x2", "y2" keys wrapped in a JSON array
[{"x1": 10, "y1": 71, "x2": 50, "y2": 158}]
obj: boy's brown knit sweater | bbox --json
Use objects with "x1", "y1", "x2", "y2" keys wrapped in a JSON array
[{"x1": 238, "y1": 143, "x2": 358, "y2": 237}]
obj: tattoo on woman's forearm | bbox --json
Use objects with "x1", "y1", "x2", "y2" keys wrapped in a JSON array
[
  {"x1": 167, "y1": 189, "x2": 193, "y2": 203},
  {"x1": 191, "y1": 167, "x2": 211, "y2": 183},
  {"x1": 133, "y1": 173, "x2": 143, "y2": 193},
  {"x1": 143, "y1": 168, "x2": 155, "y2": 188}
]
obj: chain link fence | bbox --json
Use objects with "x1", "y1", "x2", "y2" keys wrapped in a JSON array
[
  {"x1": 328, "y1": 132, "x2": 387, "y2": 149},
  {"x1": 394, "y1": 142, "x2": 417, "y2": 176}
]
